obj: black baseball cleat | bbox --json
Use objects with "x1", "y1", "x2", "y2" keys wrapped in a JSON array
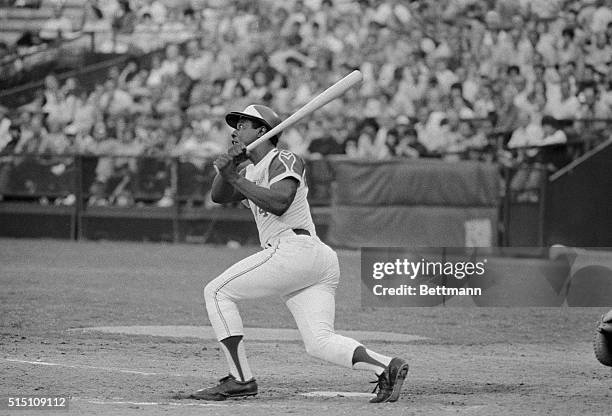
[
  {"x1": 177, "y1": 375, "x2": 258, "y2": 401},
  {"x1": 369, "y1": 357, "x2": 409, "y2": 403}
]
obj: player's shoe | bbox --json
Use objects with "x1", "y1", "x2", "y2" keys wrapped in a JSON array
[
  {"x1": 369, "y1": 357, "x2": 409, "y2": 403},
  {"x1": 180, "y1": 375, "x2": 258, "y2": 401}
]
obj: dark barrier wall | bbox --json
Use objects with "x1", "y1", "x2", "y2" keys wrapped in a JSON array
[
  {"x1": 545, "y1": 140, "x2": 612, "y2": 246},
  {"x1": 0, "y1": 155, "x2": 328, "y2": 206},
  {"x1": 332, "y1": 159, "x2": 498, "y2": 206},
  {"x1": 328, "y1": 158, "x2": 499, "y2": 247},
  {"x1": 0, "y1": 154, "x2": 332, "y2": 243}
]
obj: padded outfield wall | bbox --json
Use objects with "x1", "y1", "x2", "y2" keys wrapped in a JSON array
[{"x1": 327, "y1": 158, "x2": 499, "y2": 248}]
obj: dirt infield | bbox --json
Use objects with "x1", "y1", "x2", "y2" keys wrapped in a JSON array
[{"x1": 1, "y1": 238, "x2": 611, "y2": 415}]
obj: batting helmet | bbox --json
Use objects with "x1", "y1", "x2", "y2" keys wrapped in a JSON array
[{"x1": 225, "y1": 104, "x2": 282, "y2": 139}]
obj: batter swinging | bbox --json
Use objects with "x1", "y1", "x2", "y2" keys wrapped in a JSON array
[{"x1": 183, "y1": 104, "x2": 408, "y2": 403}]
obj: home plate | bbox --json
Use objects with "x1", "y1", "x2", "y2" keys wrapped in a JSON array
[
  {"x1": 301, "y1": 391, "x2": 375, "y2": 399},
  {"x1": 73, "y1": 326, "x2": 427, "y2": 343}
]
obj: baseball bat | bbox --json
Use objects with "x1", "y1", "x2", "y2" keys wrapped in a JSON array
[{"x1": 246, "y1": 70, "x2": 363, "y2": 151}]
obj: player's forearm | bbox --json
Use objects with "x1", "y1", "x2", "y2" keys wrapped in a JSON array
[
  {"x1": 227, "y1": 176, "x2": 290, "y2": 216},
  {"x1": 211, "y1": 174, "x2": 243, "y2": 203}
]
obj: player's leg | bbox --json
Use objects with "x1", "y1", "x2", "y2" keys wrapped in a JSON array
[
  {"x1": 284, "y1": 284, "x2": 392, "y2": 372},
  {"x1": 284, "y1": 242, "x2": 409, "y2": 403},
  {"x1": 184, "y1": 247, "x2": 280, "y2": 400},
  {"x1": 204, "y1": 247, "x2": 278, "y2": 343},
  {"x1": 284, "y1": 284, "x2": 360, "y2": 366},
  {"x1": 204, "y1": 240, "x2": 313, "y2": 342},
  {"x1": 193, "y1": 241, "x2": 312, "y2": 400},
  {"x1": 203, "y1": 249, "x2": 278, "y2": 384}
]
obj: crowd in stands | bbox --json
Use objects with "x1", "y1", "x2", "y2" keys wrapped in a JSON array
[{"x1": 2, "y1": 0, "x2": 612, "y2": 204}]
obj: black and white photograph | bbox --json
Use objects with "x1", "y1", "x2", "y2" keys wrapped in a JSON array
[{"x1": 1, "y1": 0, "x2": 611, "y2": 415}]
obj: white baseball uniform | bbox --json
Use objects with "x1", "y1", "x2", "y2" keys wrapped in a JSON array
[{"x1": 204, "y1": 148, "x2": 361, "y2": 368}]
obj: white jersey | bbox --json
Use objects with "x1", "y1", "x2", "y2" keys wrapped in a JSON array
[{"x1": 243, "y1": 148, "x2": 316, "y2": 247}]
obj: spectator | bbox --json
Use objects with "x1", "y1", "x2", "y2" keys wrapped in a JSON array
[
  {"x1": 0, "y1": 109, "x2": 14, "y2": 154},
  {"x1": 38, "y1": 122, "x2": 72, "y2": 155},
  {"x1": 284, "y1": 20, "x2": 304, "y2": 48},
  {"x1": 146, "y1": 55, "x2": 165, "y2": 88},
  {"x1": 456, "y1": 64, "x2": 480, "y2": 105},
  {"x1": 540, "y1": 115, "x2": 568, "y2": 146},
  {"x1": 495, "y1": 86, "x2": 521, "y2": 135},
  {"x1": 439, "y1": 110, "x2": 464, "y2": 159},
  {"x1": 391, "y1": 116, "x2": 427, "y2": 158},
  {"x1": 139, "y1": 0, "x2": 167, "y2": 25},
  {"x1": 15, "y1": 31, "x2": 43, "y2": 49},
  {"x1": 460, "y1": 119, "x2": 488, "y2": 152},
  {"x1": 585, "y1": 31, "x2": 612, "y2": 70},
  {"x1": 183, "y1": 39, "x2": 212, "y2": 82},
  {"x1": 279, "y1": 124, "x2": 309, "y2": 156},
  {"x1": 591, "y1": 0, "x2": 612, "y2": 33},
  {"x1": 112, "y1": 0, "x2": 137, "y2": 35},
  {"x1": 100, "y1": 78, "x2": 133, "y2": 117},
  {"x1": 249, "y1": 70, "x2": 270, "y2": 102},
  {"x1": 578, "y1": 81, "x2": 611, "y2": 118},
  {"x1": 15, "y1": 112, "x2": 46, "y2": 154},
  {"x1": 39, "y1": 4, "x2": 80, "y2": 42},
  {"x1": 3, "y1": 0, "x2": 612, "y2": 200},
  {"x1": 557, "y1": 27, "x2": 580, "y2": 66},
  {"x1": 42, "y1": 75, "x2": 64, "y2": 129},
  {"x1": 173, "y1": 125, "x2": 209, "y2": 158},
  {"x1": 88, "y1": 180, "x2": 110, "y2": 207},
  {"x1": 68, "y1": 88, "x2": 96, "y2": 135},
  {"x1": 533, "y1": 20, "x2": 557, "y2": 67},
  {"x1": 347, "y1": 118, "x2": 387, "y2": 159},
  {"x1": 158, "y1": 44, "x2": 182, "y2": 80},
  {"x1": 507, "y1": 110, "x2": 544, "y2": 149},
  {"x1": 473, "y1": 80, "x2": 496, "y2": 117},
  {"x1": 449, "y1": 82, "x2": 475, "y2": 118},
  {"x1": 307, "y1": 117, "x2": 346, "y2": 157},
  {"x1": 546, "y1": 78, "x2": 581, "y2": 119}
]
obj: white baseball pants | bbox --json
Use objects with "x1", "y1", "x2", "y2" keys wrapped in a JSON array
[{"x1": 204, "y1": 233, "x2": 361, "y2": 368}]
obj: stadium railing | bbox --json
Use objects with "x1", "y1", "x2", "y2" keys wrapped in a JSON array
[
  {"x1": 0, "y1": 38, "x2": 193, "y2": 108},
  {"x1": 0, "y1": 32, "x2": 96, "y2": 89},
  {"x1": 84, "y1": 26, "x2": 199, "y2": 54}
]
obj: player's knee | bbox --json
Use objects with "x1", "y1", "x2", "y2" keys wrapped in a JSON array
[
  {"x1": 204, "y1": 278, "x2": 231, "y2": 306},
  {"x1": 304, "y1": 341, "x2": 324, "y2": 359},
  {"x1": 303, "y1": 332, "x2": 332, "y2": 359},
  {"x1": 203, "y1": 281, "x2": 217, "y2": 304}
]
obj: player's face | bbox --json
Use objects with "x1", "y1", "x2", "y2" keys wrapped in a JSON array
[{"x1": 232, "y1": 118, "x2": 265, "y2": 146}]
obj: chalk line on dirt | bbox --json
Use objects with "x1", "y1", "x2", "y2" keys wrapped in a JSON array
[
  {"x1": 72, "y1": 325, "x2": 428, "y2": 343},
  {"x1": 301, "y1": 391, "x2": 375, "y2": 398},
  {"x1": 72, "y1": 398, "x2": 229, "y2": 408},
  {"x1": 2, "y1": 358, "x2": 188, "y2": 377}
]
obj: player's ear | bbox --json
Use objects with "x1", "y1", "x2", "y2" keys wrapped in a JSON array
[{"x1": 257, "y1": 125, "x2": 268, "y2": 138}]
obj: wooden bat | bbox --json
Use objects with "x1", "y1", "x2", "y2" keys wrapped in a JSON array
[{"x1": 246, "y1": 70, "x2": 363, "y2": 151}]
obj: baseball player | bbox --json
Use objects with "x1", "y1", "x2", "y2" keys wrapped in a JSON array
[{"x1": 181, "y1": 104, "x2": 408, "y2": 403}]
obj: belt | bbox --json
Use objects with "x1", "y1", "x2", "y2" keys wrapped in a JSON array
[{"x1": 265, "y1": 228, "x2": 311, "y2": 248}]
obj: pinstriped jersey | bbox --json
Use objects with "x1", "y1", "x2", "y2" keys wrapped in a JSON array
[{"x1": 243, "y1": 148, "x2": 316, "y2": 247}]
